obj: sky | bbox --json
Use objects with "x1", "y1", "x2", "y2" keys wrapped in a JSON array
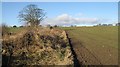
[
  {"x1": 0, "y1": 2, "x2": 2, "y2": 25},
  {"x1": 2, "y1": 2, "x2": 118, "y2": 26},
  {"x1": 1, "y1": 0, "x2": 119, "y2": 2}
]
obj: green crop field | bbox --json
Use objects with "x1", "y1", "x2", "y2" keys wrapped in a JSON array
[
  {"x1": 62, "y1": 26, "x2": 118, "y2": 65},
  {"x1": 62, "y1": 26, "x2": 118, "y2": 48}
]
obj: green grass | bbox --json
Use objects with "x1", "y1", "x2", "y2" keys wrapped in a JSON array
[
  {"x1": 8, "y1": 27, "x2": 24, "y2": 33},
  {"x1": 62, "y1": 26, "x2": 118, "y2": 48},
  {"x1": 62, "y1": 26, "x2": 118, "y2": 64}
]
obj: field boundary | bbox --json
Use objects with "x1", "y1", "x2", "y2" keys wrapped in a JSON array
[{"x1": 65, "y1": 31, "x2": 81, "y2": 66}]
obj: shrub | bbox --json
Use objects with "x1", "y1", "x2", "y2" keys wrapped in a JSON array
[
  {"x1": 47, "y1": 24, "x2": 53, "y2": 29},
  {"x1": 13, "y1": 25, "x2": 17, "y2": 28},
  {"x1": 20, "y1": 26, "x2": 23, "y2": 28},
  {"x1": 49, "y1": 26, "x2": 53, "y2": 29},
  {"x1": 54, "y1": 25, "x2": 58, "y2": 28}
]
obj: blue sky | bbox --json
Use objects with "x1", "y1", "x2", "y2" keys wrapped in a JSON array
[
  {"x1": 1, "y1": 0, "x2": 119, "y2": 2},
  {"x1": 2, "y1": 2, "x2": 118, "y2": 26},
  {"x1": 0, "y1": 2, "x2": 2, "y2": 25}
]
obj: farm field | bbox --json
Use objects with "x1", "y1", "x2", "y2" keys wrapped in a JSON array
[
  {"x1": 62, "y1": 26, "x2": 118, "y2": 65},
  {"x1": 2, "y1": 2, "x2": 119, "y2": 66},
  {"x1": 2, "y1": 26, "x2": 119, "y2": 66}
]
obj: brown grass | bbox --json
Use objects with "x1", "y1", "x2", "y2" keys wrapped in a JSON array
[{"x1": 2, "y1": 27, "x2": 73, "y2": 65}]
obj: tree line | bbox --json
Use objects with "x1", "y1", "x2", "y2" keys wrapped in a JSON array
[{"x1": 94, "y1": 23, "x2": 120, "y2": 26}]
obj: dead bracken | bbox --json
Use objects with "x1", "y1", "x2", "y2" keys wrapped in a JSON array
[{"x1": 2, "y1": 27, "x2": 74, "y2": 66}]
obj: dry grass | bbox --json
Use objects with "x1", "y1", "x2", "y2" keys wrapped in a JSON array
[{"x1": 2, "y1": 27, "x2": 73, "y2": 65}]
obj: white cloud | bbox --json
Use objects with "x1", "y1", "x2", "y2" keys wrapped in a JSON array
[{"x1": 41, "y1": 14, "x2": 102, "y2": 26}]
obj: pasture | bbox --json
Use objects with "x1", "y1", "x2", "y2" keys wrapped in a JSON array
[{"x1": 62, "y1": 26, "x2": 118, "y2": 65}]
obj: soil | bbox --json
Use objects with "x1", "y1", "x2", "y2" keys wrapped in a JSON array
[
  {"x1": 66, "y1": 31, "x2": 118, "y2": 65},
  {"x1": 68, "y1": 38, "x2": 102, "y2": 65}
]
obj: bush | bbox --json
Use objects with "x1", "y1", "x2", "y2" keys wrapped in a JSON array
[
  {"x1": 49, "y1": 26, "x2": 53, "y2": 29},
  {"x1": 20, "y1": 26, "x2": 23, "y2": 28},
  {"x1": 47, "y1": 24, "x2": 53, "y2": 29},
  {"x1": 13, "y1": 25, "x2": 17, "y2": 28},
  {"x1": 54, "y1": 25, "x2": 58, "y2": 28}
]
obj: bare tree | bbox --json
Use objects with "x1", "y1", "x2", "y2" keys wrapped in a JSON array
[{"x1": 18, "y1": 4, "x2": 46, "y2": 26}]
